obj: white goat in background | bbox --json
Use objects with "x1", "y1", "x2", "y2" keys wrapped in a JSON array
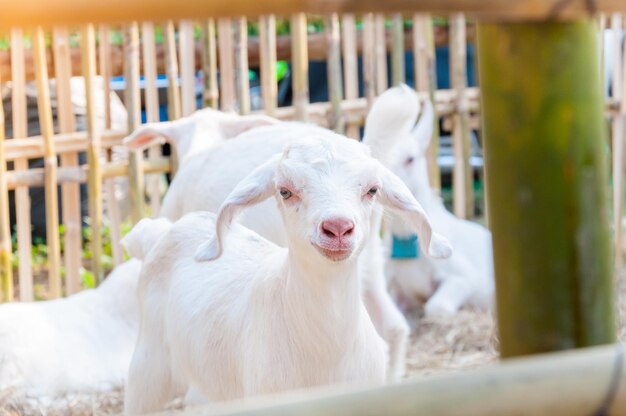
[
  {"x1": 126, "y1": 117, "x2": 413, "y2": 382},
  {"x1": 363, "y1": 85, "x2": 494, "y2": 316},
  {"x1": 122, "y1": 134, "x2": 452, "y2": 414}
]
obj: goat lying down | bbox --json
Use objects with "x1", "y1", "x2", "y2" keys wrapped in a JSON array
[
  {"x1": 122, "y1": 134, "x2": 452, "y2": 414},
  {"x1": 123, "y1": 87, "x2": 437, "y2": 382},
  {"x1": 363, "y1": 85, "x2": 494, "y2": 316}
]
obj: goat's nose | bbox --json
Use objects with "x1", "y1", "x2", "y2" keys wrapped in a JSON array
[{"x1": 321, "y1": 218, "x2": 355, "y2": 238}]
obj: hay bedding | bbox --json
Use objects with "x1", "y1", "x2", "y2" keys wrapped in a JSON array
[{"x1": 2, "y1": 272, "x2": 625, "y2": 416}]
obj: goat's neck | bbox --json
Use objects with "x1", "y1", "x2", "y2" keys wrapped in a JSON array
[{"x1": 283, "y1": 248, "x2": 363, "y2": 344}]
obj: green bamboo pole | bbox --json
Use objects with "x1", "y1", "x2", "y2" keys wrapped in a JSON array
[
  {"x1": 0, "y1": 74, "x2": 13, "y2": 302},
  {"x1": 477, "y1": 20, "x2": 616, "y2": 358}
]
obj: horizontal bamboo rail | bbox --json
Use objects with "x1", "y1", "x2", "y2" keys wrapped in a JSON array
[
  {"x1": 172, "y1": 344, "x2": 626, "y2": 416},
  {"x1": 1, "y1": 0, "x2": 625, "y2": 27}
]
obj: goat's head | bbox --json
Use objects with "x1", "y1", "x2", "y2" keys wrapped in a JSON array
[
  {"x1": 363, "y1": 84, "x2": 434, "y2": 203},
  {"x1": 195, "y1": 131, "x2": 452, "y2": 264}
]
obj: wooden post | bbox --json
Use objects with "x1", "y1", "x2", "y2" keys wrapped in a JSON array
[
  {"x1": 218, "y1": 18, "x2": 236, "y2": 112},
  {"x1": 259, "y1": 15, "x2": 277, "y2": 115},
  {"x1": 0, "y1": 72, "x2": 12, "y2": 302},
  {"x1": 99, "y1": 24, "x2": 124, "y2": 267},
  {"x1": 10, "y1": 28, "x2": 33, "y2": 300},
  {"x1": 201, "y1": 19, "x2": 219, "y2": 109},
  {"x1": 611, "y1": 14, "x2": 625, "y2": 268},
  {"x1": 179, "y1": 19, "x2": 197, "y2": 117},
  {"x1": 391, "y1": 13, "x2": 405, "y2": 86},
  {"x1": 342, "y1": 14, "x2": 359, "y2": 139},
  {"x1": 82, "y1": 24, "x2": 104, "y2": 284},
  {"x1": 374, "y1": 14, "x2": 388, "y2": 95},
  {"x1": 450, "y1": 13, "x2": 474, "y2": 218},
  {"x1": 163, "y1": 20, "x2": 182, "y2": 120},
  {"x1": 33, "y1": 27, "x2": 62, "y2": 298},
  {"x1": 291, "y1": 13, "x2": 309, "y2": 121},
  {"x1": 52, "y1": 27, "x2": 82, "y2": 294},
  {"x1": 413, "y1": 14, "x2": 441, "y2": 191},
  {"x1": 234, "y1": 17, "x2": 251, "y2": 115},
  {"x1": 325, "y1": 13, "x2": 344, "y2": 133},
  {"x1": 477, "y1": 20, "x2": 616, "y2": 357},
  {"x1": 362, "y1": 13, "x2": 376, "y2": 107},
  {"x1": 124, "y1": 22, "x2": 145, "y2": 225},
  {"x1": 142, "y1": 21, "x2": 162, "y2": 217}
]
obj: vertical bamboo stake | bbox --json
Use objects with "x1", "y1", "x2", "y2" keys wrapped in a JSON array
[
  {"x1": 374, "y1": 14, "x2": 388, "y2": 95},
  {"x1": 362, "y1": 13, "x2": 376, "y2": 108},
  {"x1": 342, "y1": 14, "x2": 359, "y2": 139},
  {"x1": 413, "y1": 14, "x2": 441, "y2": 191},
  {"x1": 391, "y1": 13, "x2": 405, "y2": 86},
  {"x1": 201, "y1": 19, "x2": 219, "y2": 109},
  {"x1": 611, "y1": 14, "x2": 624, "y2": 268},
  {"x1": 218, "y1": 18, "x2": 236, "y2": 112},
  {"x1": 235, "y1": 17, "x2": 251, "y2": 115},
  {"x1": 0, "y1": 72, "x2": 12, "y2": 302},
  {"x1": 477, "y1": 21, "x2": 615, "y2": 357},
  {"x1": 142, "y1": 22, "x2": 162, "y2": 217},
  {"x1": 10, "y1": 28, "x2": 33, "y2": 300},
  {"x1": 325, "y1": 14, "x2": 343, "y2": 133},
  {"x1": 81, "y1": 24, "x2": 104, "y2": 284},
  {"x1": 33, "y1": 27, "x2": 61, "y2": 298},
  {"x1": 163, "y1": 20, "x2": 182, "y2": 121},
  {"x1": 124, "y1": 22, "x2": 144, "y2": 225},
  {"x1": 598, "y1": 13, "x2": 607, "y2": 95},
  {"x1": 52, "y1": 27, "x2": 82, "y2": 294},
  {"x1": 179, "y1": 19, "x2": 196, "y2": 117},
  {"x1": 291, "y1": 13, "x2": 309, "y2": 121},
  {"x1": 99, "y1": 24, "x2": 123, "y2": 267},
  {"x1": 450, "y1": 13, "x2": 473, "y2": 219},
  {"x1": 259, "y1": 15, "x2": 277, "y2": 115}
]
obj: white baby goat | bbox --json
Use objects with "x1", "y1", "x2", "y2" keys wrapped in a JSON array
[
  {"x1": 126, "y1": 120, "x2": 412, "y2": 382},
  {"x1": 122, "y1": 134, "x2": 452, "y2": 414},
  {"x1": 363, "y1": 85, "x2": 494, "y2": 316}
]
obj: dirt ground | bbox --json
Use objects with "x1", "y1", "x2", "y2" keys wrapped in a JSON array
[{"x1": 2, "y1": 272, "x2": 625, "y2": 416}]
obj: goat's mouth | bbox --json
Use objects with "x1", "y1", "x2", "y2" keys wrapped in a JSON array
[{"x1": 312, "y1": 243, "x2": 354, "y2": 262}]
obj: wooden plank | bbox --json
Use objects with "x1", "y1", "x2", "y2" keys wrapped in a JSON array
[
  {"x1": 291, "y1": 13, "x2": 309, "y2": 121},
  {"x1": 124, "y1": 22, "x2": 145, "y2": 226},
  {"x1": 179, "y1": 19, "x2": 197, "y2": 117},
  {"x1": 81, "y1": 24, "x2": 105, "y2": 284},
  {"x1": 33, "y1": 27, "x2": 62, "y2": 299},
  {"x1": 362, "y1": 13, "x2": 376, "y2": 107},
  {"x1": 413, "y1": 14, "x2": 441, "y2": 190},
  {"x1": 142, "y1": 21, "x2": 163, "y2": 219},
  {"x1": 612, "y1": 14, "x2": 624, "y2": 268},
  {"x1": 259, "y1": 15, "x2": 277, "y2": 115},
  {"x1": 235, "y1": 17, "x2": 251, "y2": 115},
  {"x1": 374, "y1": 13, "x2": 388, "y2": 95},
  {"x1": 10, "y1": 28, "x2": 33, "y2": 301},
  {"x1": 52, "y1": 27, "x2": 82, "y2": 295},
  {"x1": 201, "y1": 19, "x2": 219, "y2": 109},
  {"x1": 218, "y1": 18, "x2": 236, "y2": 112},
  {"x1": 4, "y1": 0, "x2": 624, "y2": 28},
  {"x1": 0, "y1": 71, "x2": 12, "y2": 302},
  {"x1": 391, "y1": 13, "x2": 405, "y2": 86},
  {"x1": 341, "y1": 14, "x2": 359, "y2": 139},
  {"x1": 325, "y1": 13, "x2": 343, "y2": 133},
  {"x1": 449, "y1": 13, "x2": 473, "y2": 219},
  {"x1": 163, "y1": 20, "x2": 182, "y2": 121}
]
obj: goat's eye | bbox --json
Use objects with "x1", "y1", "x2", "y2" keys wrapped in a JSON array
[
  {"x1": 367, "y1": 187, "x2": 378, "y2": 197},
  {"x1": 405, "y1": 156, "x2": 415, "y2": 165},
  {"x1": 280, "y1": 188, "x2": 293, "y2": 200}
]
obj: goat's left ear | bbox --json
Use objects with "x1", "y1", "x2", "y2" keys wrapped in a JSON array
[
  {"x1": 194, "y1": 153, "x2": 282, "y2": 262},
  {"x1": 377, "y1": 163, "x2": 452, "y2": 259},
  {"x1": 412, "y1": 98, "x2": 434, "y2": 154}
]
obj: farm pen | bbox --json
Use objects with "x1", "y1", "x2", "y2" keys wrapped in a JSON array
[{"x1": 0, "y1": 0, "x2": 624, "y2": 414}]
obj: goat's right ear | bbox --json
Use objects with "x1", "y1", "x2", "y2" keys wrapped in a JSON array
[
  {"x1": 194, "y1": 153, "x2": 282, "y2": 262},
  {"x1": 412, "y1": 98, "x2": 434, "y2": 153},
  {"x1": 123, "y1": 120, "x2": 186, "y2": 151}
]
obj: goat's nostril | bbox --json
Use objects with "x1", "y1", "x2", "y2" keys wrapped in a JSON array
[{"x1": 321, "y1": 218, "x2": 355, "y2": 238}]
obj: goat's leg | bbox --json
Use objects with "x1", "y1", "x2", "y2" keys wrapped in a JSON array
[
  {"x1": 424, "y1": 277, "x2": 474, "y2": 317},
  {"x1": 124, "y1": 338, "x2": 182, "y2": 414}
]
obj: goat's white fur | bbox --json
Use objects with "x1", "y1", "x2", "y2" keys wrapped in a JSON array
[
  {"x1": 123, "y1": 134, "x2": 451, "y2": 413},
  {"x1": 364, "y1": 84, "x2": 494, "y2": 316}
]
